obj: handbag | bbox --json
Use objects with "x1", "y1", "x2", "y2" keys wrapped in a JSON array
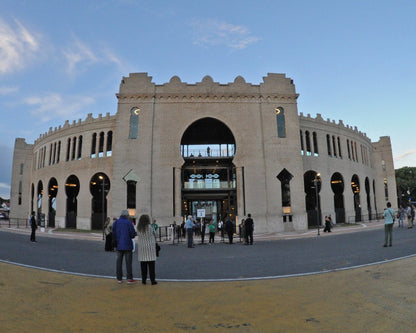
[{"x1": 156, "y1": 243, "x2": 161, "y2": 257}]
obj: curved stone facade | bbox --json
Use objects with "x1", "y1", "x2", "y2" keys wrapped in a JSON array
[{"x1": 10, "y1": 73, "x2": 397, "y2": 233}]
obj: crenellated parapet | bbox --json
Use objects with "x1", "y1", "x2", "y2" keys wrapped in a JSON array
[
  {"x1": 299, "y1": 112, "x2": 370, "y2": 142},
  {"x1": 116, "y1": 72, "x2": 299, "y2": 102},
  {"x1": 34, "y1": 112, "x2": 116, "y2": 145}
]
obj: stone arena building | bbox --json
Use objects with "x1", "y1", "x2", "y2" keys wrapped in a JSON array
[{"x1": 10, "y1": 73, "x2": 397, "y2": 234}]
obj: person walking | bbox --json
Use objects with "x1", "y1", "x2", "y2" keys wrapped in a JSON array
[
  {"x1": 186, "y1": 215, "x2": 195, "y2": 248},
  {"x1": 323, "y1": 215, "x2": 332, "y2": 232},
  {"x1": 244, "y1": 213, "x2": 254, "y2": 245},
  {"x1": 112, "y1": 210, "x2": 137, "y2": 284},
  {"x1": 137, "y1": 214, "x2": 158, "y2": 285},
  {"x1": 383, "y1": 202, "x2": 395, "y2": 247},
  {"x1": 29, "y1": 211, "x2": 37, "y2": 242},
  {"x1": 225, "y1": 218, "x2": 234, "y2": 244}
]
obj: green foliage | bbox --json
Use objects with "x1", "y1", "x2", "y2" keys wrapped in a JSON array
[{"x1": 396, "y1": 167, "x2": 416, "y2": 206}]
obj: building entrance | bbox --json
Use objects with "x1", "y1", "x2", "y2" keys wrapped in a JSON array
[{"x1": 180, "y1": 117, "x2": 237, "y2": 222}]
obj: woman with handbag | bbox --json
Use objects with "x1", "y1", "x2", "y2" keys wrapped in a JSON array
[{"x1": 136, "y1": 214, "x2": 158, "y2": 285}]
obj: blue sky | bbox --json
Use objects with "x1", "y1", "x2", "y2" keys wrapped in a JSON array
[{"x1": 0, "y1": 0, "x2": 415, "y2": 199}]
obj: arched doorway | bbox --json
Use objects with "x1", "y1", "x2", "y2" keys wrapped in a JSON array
[
  {"x1": 48, "y1": 178, "x2": 58, "y2": 228},
  {"x1": 304, "y1": 171, "x2": 321, "y2": 227},
  {"x1": 90, "y1": 173, "x2": 110, "y2": 230},
  {"x1": 180, "y1": 117, "x2": 237, "y2": 223},
  {"x1": 351, "y1": 174, "x2": 361, "y2": 222},
  {"x1": 331, "y1": 172, "x2": 345, "y2": 223},
  {"x1": 65, "y1": 175, "x2": 80, "y2": 229}
]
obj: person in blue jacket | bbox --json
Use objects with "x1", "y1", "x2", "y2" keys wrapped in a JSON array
[{"x1": 112, "y1": 210, "x2": 137, "y2": 284}]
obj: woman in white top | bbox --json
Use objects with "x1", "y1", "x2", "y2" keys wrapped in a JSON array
[{"x1": 137, "y1": 214, "x2": 158, "y2": 285}]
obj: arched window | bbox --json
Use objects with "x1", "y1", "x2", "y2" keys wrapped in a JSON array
[
  {"x1": 106, "y1": 131, "x2": 113, "y2": 157},
  {"x1": 305, "y1": 131, "x2": 311, "y2": 156},
  {"x1": 326, "y1": 134, "x2": 332, "y2": 157},
  {"x1": 71, "y1": 136, "x2": 77, "y2": 160},
  {"x1": 129, "y1": 107, "x2": 140, "y2": 139},
  {"x1": 275, "y1": 107, "x2": 286, "y2": 138},
  {"x1": 91, "y1": 133, "x2": 97, "y2": 158},
  {"x1": 77, "y1": 135, "x2": 83, "y2": 159},
  {"x1": 313, "y1": 132, "x2": 319, "y2": 156},
  {"x1": 57, "y1": 141, "x2": 61, "y2": 163},
  {"x1": 66, "y1": 138, "x2": 71, "y2": 161},
  {"x1": 99, "y1": 132, "x2": 105, "y2": 157}
]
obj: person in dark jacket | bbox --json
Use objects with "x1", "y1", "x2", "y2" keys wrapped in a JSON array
[
  {"x1": 29, "y1": 211, "x2": 37, "y2": 242},
  {"x1": 244, "y1": 214, "x2": 254, "y2": 245},
  {"x1": 112, "y1": 210, "x2": 137, "y2": 284},
  {"x1": 224, "y1": 218, "x2": 234, "y2": 244}
]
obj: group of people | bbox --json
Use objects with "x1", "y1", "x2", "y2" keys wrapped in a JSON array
[
  {"x1": 396, "y1": 204, "x2": 416, "y2": 228},
  {"x1": 184, "y1": 214, "x2": 254, "y2": 247},
  {"x1": 110, "y1": 210, "x2": 158, "y2": 285}
]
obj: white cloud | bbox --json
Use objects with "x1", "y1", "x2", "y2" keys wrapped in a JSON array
[
  {"x1": 190, "y1": 18, "x2": 260, "y2": 50},
  {"x1": 63, "y1": 36, "x2": 125, "y2": 76},
  {"x1": 0, "y1": 86, "x2": 18, "y2": 95},
  {"x1": 394, "y1": 150, "x2": 416, "y2": 161},
  {"x1": 63, "y1": 37, "x2": 98, "y2": 75},
  {"x1": 24, "y1": 93, "x2": 95, "y2": 122},
  {"x1": 0, "y1": 17, "x2": 40, "y2": 74}
]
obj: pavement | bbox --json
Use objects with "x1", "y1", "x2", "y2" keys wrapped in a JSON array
[{"x1": 1, "y1": 219, "x2": 416, "y2": 332}]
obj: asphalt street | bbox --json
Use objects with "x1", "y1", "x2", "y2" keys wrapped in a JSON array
[{"x1": 1, "y1": 225, "x2": 416, "y2": 281}]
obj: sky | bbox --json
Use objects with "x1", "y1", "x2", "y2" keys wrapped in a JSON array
[{"x1": 0, "y1": 0, "x2": 415, "y2": 199}]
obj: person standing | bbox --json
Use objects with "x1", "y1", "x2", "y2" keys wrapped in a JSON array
[
  {"x1": 186, "y1": 215, "x2": 195, "y2": 248},
  {"x1": 29, "y1": 211, "x2": 37, "y2": 242},
  {"x1": 225, "y1": 218, "x2": 234, "y2": 244},
  {"x1": 112, "y1": 210, "x2": 137, "y2": 284},
  {"x1": 406, "y1": 205, "x2": 413, "y2": 228},
  {"x1": 208, "y1": 220, "x2": 216, "y2": 244},
  {"x1": 104, "y1": 217, "x2": 114, "y2": 251},
  {"x1": 383, "y1": 202, "x2": 395, "y2": 247},
  {"x1": 397, "y1": 206, "x2": 404, "y2": 228},
  {"x1": 137, "y1": 214, "x2": 158, "y2": 285},
  {"x1": 244, "y1": 213, "x2": 254, "y2": 245}
]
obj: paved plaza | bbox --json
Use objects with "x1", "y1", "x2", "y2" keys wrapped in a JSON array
[{"x1": 1, "y1": 221, "x2": 416, "y2": 332}]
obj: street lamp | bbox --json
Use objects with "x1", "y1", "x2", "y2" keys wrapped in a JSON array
[
  {"x1": 314, "y1": 173, "x2": 321, "y2": 236},
  {"x1": 98, "y1": 175, "x2": 105, "y2": 241}
]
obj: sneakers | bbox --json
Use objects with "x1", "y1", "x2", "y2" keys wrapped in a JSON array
[
  {"x1": 117, "y1": 280, "x2": 123, "y2": 284},
  {"x1": 127, "y1": 279, "x2": 137, "y2": 285}
]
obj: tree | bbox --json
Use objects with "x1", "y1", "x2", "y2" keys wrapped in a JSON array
[{"x1": 395, "y1": 167, "x2": 416, "y2": 207}]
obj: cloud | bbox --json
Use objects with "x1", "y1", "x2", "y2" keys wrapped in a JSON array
[
  {"x1": 0, "y1": 86, "x2": 18, "y2": 95},
  {"x1": 63, "y1": 37, "x2": 99, "y2": 75},
  {"x1": 190, "y1": 18, "x2": 260, "y2": 50},
  {"x1": 0, "y1": 17, "x2": 40, "y2": 74},
  {"x1": 63, "y1": 36, "x2": 125, "y2": 76},
  {"x1": 394, "y1": 150, "x2": 416, "y2": 161},
  {"x1": 23, "y1": 93, "x2": 95, "y2": 122}
]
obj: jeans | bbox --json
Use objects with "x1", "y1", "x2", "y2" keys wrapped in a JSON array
[
  {"x1": 187, "y1": 228, "x2": 194, "y2": 247},
  {"x1": 384, "y1": 224, "x2": 393, "y2": 246},
  {"x1": 116, "y1": 250, "x2": 133, "y2": 280}
]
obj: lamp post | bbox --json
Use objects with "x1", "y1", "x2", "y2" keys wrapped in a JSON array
[
  {"x1": 99, "y1": 175, "x2": 105, "y2": 241},
  {"x1": 314, "y1": 173, "x2": 321, "y2": 236}
]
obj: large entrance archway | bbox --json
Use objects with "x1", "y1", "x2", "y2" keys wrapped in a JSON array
[
  {"x1": 90, "y1": 173, "x2": 110, "y2": 230},
  {"x1": 180, "y1": 117, "x2": 237, "y2": 223},
  {"x1": 65, "y1": 175, "x2": 80, "y2": 229}
]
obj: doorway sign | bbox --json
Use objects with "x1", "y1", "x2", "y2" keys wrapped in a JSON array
[{"x1": 197, "y1": 209, "x2": 206, "y2": 218}]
